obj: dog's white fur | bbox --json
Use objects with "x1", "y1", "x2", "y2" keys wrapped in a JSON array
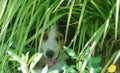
[
  {"x1": 33, "y1": 24, "x2": 68, "y2": 73},
  {"x1": 42, "y1": 25, "x2": 60, "y2": 60}
]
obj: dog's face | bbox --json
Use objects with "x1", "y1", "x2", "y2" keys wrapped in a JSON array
[{"x1": 41, "y1": 25, "x2": 65, "y2": 67}]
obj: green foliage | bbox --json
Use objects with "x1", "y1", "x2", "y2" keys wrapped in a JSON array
[
  {"x1": 0, "y1": 0, "x2": 120, "y2": 73},
  {"x1": 7, "y1": 50, "x2": 43, "y2": 73},
  {"x1": 87, "y1": 56, "x2": 102, "y2": 73},
  {"x1": 64, "y1": 46, "x2": 102, "y2": 73},
  {"x1": 64, "y1": 46, "x2": 77, "y2": 59}
]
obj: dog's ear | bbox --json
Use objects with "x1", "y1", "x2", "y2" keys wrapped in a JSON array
[{"x1": 57, "y1": 24, "x2": 76, "y2": 46}]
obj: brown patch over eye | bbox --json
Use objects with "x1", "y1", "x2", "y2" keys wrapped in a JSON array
[
  {"x1": 43, "y1": 30, "x2": 48, "y2": 41},
  {"x1": 56, "y1": 32, "x2": 65, "y2": 47},
  {"x1": 56, "y1": 32, "x2": 64, "y2": 42}
]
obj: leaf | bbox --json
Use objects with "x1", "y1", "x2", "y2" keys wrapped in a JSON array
[
  {"x1": 7, "y1": 50, "x2": 22, "y2": 63},
  {"x1": 63, "y1": 46, "x2": 77, "y2": 59},
  {"x1": 94, "y1": 67, "x2": 102, "y2": 73},
  {"x1": 41, "y1": 65, "x2": 48, "y2": 73},
  {"x1": 64, "y1": 65, "x2": 78, "y2": 73},
  {"x1": 76, "y1": 61, "x2": 82, "y2": 71},
  {"x1": 7, "y1": 50, "x2": 29, "y2": 73},
  {"x1": 92, "y1": 56, "x2": 102, "y2": 64},
  {"x1": 49, "y1": 70, "x2": 59, "y2": 73},
  {"x1": 29, "y1": 53, "x2": 43, "y2": 72}
]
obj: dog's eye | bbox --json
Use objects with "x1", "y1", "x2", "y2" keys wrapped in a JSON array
[
  {"x1": 43, "y1": 34, "x2": 48, "y2": 40},
  {"x1": 56, "y1": 35, "x2": 63, "y2": 42}
]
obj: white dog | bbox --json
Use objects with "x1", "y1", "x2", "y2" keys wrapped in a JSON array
[{"x1": 33, "y1": 24, "x2": 68, "y2": 73}]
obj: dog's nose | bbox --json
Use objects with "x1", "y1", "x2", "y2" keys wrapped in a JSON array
[{"x1": 46, "y1": 50, "x2": 54, "y2": 58}]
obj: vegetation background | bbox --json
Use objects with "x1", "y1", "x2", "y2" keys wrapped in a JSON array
[{"x1": 0, "y1": 0, "x2": 120, "y2": 73}]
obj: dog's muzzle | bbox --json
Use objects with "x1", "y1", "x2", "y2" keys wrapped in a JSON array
[{"x1": 45, "y1": 50, "x2": 58, "y2": 67}]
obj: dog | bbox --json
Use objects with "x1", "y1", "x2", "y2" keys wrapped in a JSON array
[{"x1": 33, "y1": 24, "x2": 68, "y2": 73}]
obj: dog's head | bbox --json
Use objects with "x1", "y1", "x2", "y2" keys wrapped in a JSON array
[{"x1": 40, "y1": 24, "x2": 65, "y2": 67}]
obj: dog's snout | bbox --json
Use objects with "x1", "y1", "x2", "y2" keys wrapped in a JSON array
[{"x1": 46, "y1": 50, "x2": 54, "y2": 58}]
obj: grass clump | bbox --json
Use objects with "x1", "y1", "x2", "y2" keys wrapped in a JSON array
[{"x1": 0, "y1": 0, "x2": 120, "y2": 73}]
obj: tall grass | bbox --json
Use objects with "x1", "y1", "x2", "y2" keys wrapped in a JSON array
[{"x1": 0, "y1": 0, "x2": 120, "y2": 73}]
